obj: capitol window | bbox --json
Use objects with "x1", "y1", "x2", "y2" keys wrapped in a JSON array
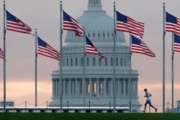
[
  {"x1": 88, "y1": 33, "x2": 91, "y2": 37},
  {"x1": 128, "y1": 56, "x2": 130, "y2": 67},
  {"x1": 86, "y1": 57, "x2": 89, "y2": 66},
  {"x1": 105, "y1": 57, "x2": 108, "y2": 66},
  {"x1": 112, "y1": 33, "x2": 114, "y2": 37},
  {"x1": 107, "y1": 32, "x2": 109, "y2": 38},
  {"x1": 92, "y1": 57, "x2": 96, "y2": 66},
  {"x1": 98, "y1": 32, "x2": 100, "y2": 38},
  {"x1": 111, "y1": 57, "x2": 113, "y2": 66},
  {"x1": 99, "y1": 58, "x2": 102, "y2": 66},
  {"x1": 66, "y1": 57, "x2": 69, "y2": 66},
  {"x1": 71, "y1": 33, "x2": 73, "y2": 37},
  {"x1": 81, "y1": 58, "x2": 84, "y2": 66},
  {"x1": 116, "y1": 57, "x2": 119, "y2": 66},
  {"x1": 124, "y1": 58, "x2": 126, "y2": 66},
  {"x1": 126, "y1": 56, "x2": 129, "y2": 66},
  {"x1": 120, "y1": 57, "x2": 123, "y2": 66},
  {"x1": 93, "y1": 32, "x2": 96, "y2": 38},
  {"x1": 103, "y1": 32, "x2": 105, "y2": 38},
  {"x1": 126, "y1": 56, "x2": 128, "y2": 66},
  {"x1": 124, "y1": 56, "x2": 126, "y2": 67},
  {"x1": 70, "y1": 58, "x2": 73, "y2": 66},
  {"x1": 75, "y1": 57, "x2": 78, "y2": 66}
]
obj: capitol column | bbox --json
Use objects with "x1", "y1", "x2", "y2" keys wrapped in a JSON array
[
  {"x1": 123, "y1": 79, "x2": 126, "y2": 97},
  {"x1": 103, "y1": 78, "x2": 106, "y2": 97},
  {"x1": 97, "y1": 78, "x2": 99, "y2": 97},
  {"x1": 57, "y1": 79, "x2": 59, "y2": 97},
  {"x1": 90, "y1": 78, "x2": 92, "y2": 98},
  {"x1": 55, "y1": 79, "x2": 57, "y2": 97},
  {"x1": 68, "y1": 79, "x2": 70, "y2": 96},
  {"x1": 135, "y1": 80, "x2": 138, "y2": 96},
  {"x1": 76, "y1": 78, "x2": 79, "y2": 96},
  {"x1": 117, "y1": 79, "x2": 119, "y2": 96},
  {"x1": 128, "y1": 78, "x2": 131, "y2": 96},
  {"x1": 69, "y1": 79, "x2": 72, "y2": 96},
  {"x1": 63, "y1": 79, "x2": 65, "y2": 96},
  {"x1": 52, "y1": 79, "x2": 55, "y2": 98}
]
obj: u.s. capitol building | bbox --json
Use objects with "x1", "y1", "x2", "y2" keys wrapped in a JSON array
[{"x1": 50, "y1": 0, "x2": 140, "y2": 111}]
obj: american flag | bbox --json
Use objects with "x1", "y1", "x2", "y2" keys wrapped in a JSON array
[
  {"x1": 174, "y1": 34, "x2": 180, "y2": 52},
  {"x1": 0, "y1": 48, "x2": 4, "y2": 59},
  {"x1": 116, "y1": 11, "x2": 144, "y2": 38},
  {"x1": 85, "y1": 36, "x2": 103, "y2": 57},
  {"x1": 131, "y1": 35, "x2": 155, "y2": 57},
  {"x1": 166, "y1": 12, "x2": 180, "y2": 34},
  {"x1": 37, "y1": 37, "x2": 60, "y2": 60},
  {"x1": 63, "y1": 11, "x2": 85, "y2": 37},
  {"x1": 6, "y1": 10, "x2": 32, "y2": 34}
]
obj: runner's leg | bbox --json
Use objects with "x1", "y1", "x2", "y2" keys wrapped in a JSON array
[
  {"x1": 149, "y1": 101, "x2": 157, "y2": 111},
  {"x1": 144, "y1": 101, "x2": 148, "y2": 112}
]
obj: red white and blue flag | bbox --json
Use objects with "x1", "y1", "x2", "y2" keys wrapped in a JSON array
[
  {"x1": 37, "y1": 37, "x2": 60, "y2": 60},
  {"x1": 63, "y1": 11, "x2": 85, "y2": 37},
  {"x1": 131, "y1": 35, "x2": 155, "y2": 57},
  {"x1": 116, "y1": 11, "x2": 144, "y2": 38},
  {"x1": 166, "y1": 12, "x2": 180, "y2": 34},
  {"x1": 0, "y1": 48, "x2": 4, "y2": 59},
  {"x1": 174, "y1": 34, "x2": 180, "y2": 52},
  {"x1": 85, "y1": 36, "x2": 103, "y2": 57},
  {"x1": 6, "y1": 10, "x2": 32, "y2": 34}
]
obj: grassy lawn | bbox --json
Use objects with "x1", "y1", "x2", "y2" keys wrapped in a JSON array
[{"x1": 0, "y1": 113, "x2": 180, "y2": 120}]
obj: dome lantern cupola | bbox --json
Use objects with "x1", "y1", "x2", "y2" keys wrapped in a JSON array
[{"x1": 88, "y1": 0, "x2": 102, "y2": 11}]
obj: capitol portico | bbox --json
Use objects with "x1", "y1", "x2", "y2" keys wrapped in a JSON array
[{"x1": 50, "y1": 0, "x2": 140, "y2": 111}]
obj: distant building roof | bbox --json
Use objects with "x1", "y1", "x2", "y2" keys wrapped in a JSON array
[{"x1": 0, "y1": 101, "x2": 15, "y2": 107}]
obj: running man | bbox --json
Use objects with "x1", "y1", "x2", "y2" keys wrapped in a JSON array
[{"x1": 143, "y1": 88, "x2": 157, "y2": 112}]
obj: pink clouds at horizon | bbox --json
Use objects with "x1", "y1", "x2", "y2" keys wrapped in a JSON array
[{"x1": 0, "y1": 80, "x2": 180, "y2": 111}]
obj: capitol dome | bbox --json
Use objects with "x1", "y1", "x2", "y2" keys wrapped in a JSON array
[
  {"x1": 50, "y1": 0, "x2": 140, "y2": 112},
  {"x1": 66, "y1": 0, "x2": 125, "y2": 45}
]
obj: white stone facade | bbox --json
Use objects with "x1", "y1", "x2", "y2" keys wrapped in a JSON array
[{"x1": 50, "y1": 0, "x2": 140, "y2": 111}]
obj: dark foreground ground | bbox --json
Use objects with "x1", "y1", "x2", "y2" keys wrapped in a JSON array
[{"x1": 0, "y1": 113, "x2": 180, "y2": 120}]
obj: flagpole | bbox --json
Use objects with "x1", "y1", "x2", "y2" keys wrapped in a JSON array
[
  {"x1": 34, "y1": 28, "x2": 38, "y2": 107},
  {"x1": 83, "y1": 34, "x2": 86, "y2": 107},
  {"x1": 129, "y1": 35, "x2": 132, "y2": 112},
  {"x1": 3, "y1": 0, "x2": 7, "y2": 111},
  {"x1": 162, "y1": 2, "x2": 166, "y2": 113},
  {"x1": 59, "y1": 0, "x2": 63, "y2": 111},
  {"x1": 113, "y1": 0, "x2": 116, "y2": 112},
  {"x1": 171, "y1": 33, "x2": 175, "y2": 109}
]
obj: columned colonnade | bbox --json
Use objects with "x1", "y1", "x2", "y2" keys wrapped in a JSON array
[{"x1": 52, "y1": 77, "x2": 138, "y2": 99}]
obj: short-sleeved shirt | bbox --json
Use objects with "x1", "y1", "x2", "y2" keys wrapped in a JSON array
[{"x1": 145, "y1": 92, "x2": 151, "y2": 102}]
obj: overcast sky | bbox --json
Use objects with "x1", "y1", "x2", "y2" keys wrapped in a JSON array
[{"x1": 0, "y1": 0, "x2": 180, "y2": 110}]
